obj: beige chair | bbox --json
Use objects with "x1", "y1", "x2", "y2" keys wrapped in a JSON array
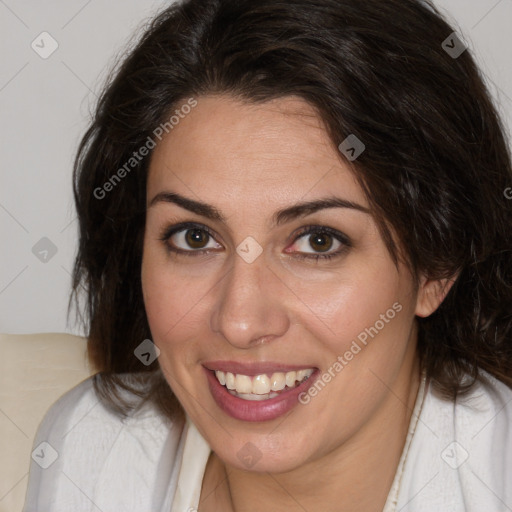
[{"x1": 0, "y1": 333, "x2": 95, "y2": 512}]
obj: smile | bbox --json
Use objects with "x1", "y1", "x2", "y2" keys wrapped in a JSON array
[
  {"x1": 203, "y1": 364, "x2": 319, "y2": 422},
  {"x1": 214, "y1": 369, "x2": 314, "y2": 400}
]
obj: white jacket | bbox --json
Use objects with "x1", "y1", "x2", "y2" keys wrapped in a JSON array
[{"x1": 23, "y1": 370, "x2": 512, "y2": 511}]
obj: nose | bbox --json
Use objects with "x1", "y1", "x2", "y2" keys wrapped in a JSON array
[{"x1": 210, "y1": 254, "x2": 290, "y2": 349}]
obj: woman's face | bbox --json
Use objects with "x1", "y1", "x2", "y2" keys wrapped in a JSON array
[{"x1": 142, "y1": 94, "x2": 425, "y2": 472}]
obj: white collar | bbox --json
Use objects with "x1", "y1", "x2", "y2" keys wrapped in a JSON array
[{"x1": 167, "y1": 416, "x2": 211, "y2": 512}]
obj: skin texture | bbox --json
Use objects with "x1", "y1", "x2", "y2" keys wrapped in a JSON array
[{"x1": 141, "y1": 95, "x2": 452, "y2": 511}]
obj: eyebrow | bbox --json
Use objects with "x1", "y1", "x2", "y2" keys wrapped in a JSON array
[{"x1": 148, "y1": 191, "x2": 370, "y2": 225}]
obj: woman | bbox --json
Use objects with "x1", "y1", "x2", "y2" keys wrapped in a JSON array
[{"x1": 23, "y1": 0, "x2": 512, "y2": 511}]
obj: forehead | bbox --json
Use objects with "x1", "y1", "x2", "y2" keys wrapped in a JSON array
[{"x1": 147, "y1": 95, "x2": 367, "y2": 209}]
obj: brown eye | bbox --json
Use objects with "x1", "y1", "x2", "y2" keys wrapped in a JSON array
[
  {"x1": 164, "y1": 225, "x2": 223, "y2": 253},
  {"x1": 286, "y1": 226, "x2": 350, "y2": 260},
  {"x1": 185, "y1": 228, "x2": 209, "y2": 249},
  {"x1": 308, "y1": 232, "x2": 333, "y2": 252}
]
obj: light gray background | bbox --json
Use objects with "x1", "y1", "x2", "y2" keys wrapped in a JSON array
[{"x1": 1, "y1": 0, "x2": 511, "y2": 336}]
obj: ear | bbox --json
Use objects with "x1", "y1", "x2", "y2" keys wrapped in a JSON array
[{"x1": 415, "y1": 274, "x2": 458, "y2": 318}]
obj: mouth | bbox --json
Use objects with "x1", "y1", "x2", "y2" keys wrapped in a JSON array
[
  {"x1": 203, "y1": 363, "x2": 319, "y2": 422},
  {"x1": 214, "y1": 369, "x2": 314, "y2": 400}
]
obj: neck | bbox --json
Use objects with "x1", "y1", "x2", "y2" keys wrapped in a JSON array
[{"x1": 200, "y1": 357, "x2": 421, "y2": 512}]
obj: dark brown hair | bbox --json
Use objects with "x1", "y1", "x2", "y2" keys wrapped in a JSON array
[{"x1": 70, "y1": 0, "x2": 512, "y2": 418}]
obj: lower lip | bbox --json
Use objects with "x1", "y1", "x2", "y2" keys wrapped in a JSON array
[{"x1": 204, "y1": 367, "x2": 319, "y2": 422}]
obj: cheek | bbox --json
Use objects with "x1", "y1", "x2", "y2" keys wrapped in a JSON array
[
  {"x1": 141, "y1": 265, "x2": 199, "y2": 397},
  {"x1": 141, "y1": 249, "x2": 190, "y2": 341},
  {"x1": 141, "y1": 249, "x2": 218, "y2": 367},
  {"x1": 284, "y1": 258, "x2": 410, "y2": 357}
]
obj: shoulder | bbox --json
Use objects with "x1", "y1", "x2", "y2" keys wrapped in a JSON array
[
  {"x1": 30, "y1": 373, "x2": 182, "y2": 452},
  {"x1": 24, "y1": 374, "x2": 185, "y2": 512},
  {"x1": 429, "y1": 369, "x2": 512, "y2": 446},
  {"x1": 421, "y1": 368, "x2": 512, "y2": 432},
  {"x1": 451, "y1": 371, "x2": 512, "y2": 483},
  {"x1": 456, "y1": 369, "x2": 512, "y2": 424},
  {"x1": 31, "y1": 375, "x2": 107, "y2": 440},
  {"x1": 396, "y1": 370, "x2": 512, "y2": 511}
]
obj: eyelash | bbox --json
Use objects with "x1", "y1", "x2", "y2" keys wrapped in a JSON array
[{"x1": 158, "y1": 222, "x2": 352, "y2": 261}]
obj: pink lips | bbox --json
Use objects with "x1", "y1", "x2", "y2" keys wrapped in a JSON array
[{"x1": 203, "y1": 364, "x2": 319, "y2": 422}]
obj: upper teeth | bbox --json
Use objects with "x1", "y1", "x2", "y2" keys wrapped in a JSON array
[{"x1": 215, "y1": 369, "x2": 314, "y2": 395}]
